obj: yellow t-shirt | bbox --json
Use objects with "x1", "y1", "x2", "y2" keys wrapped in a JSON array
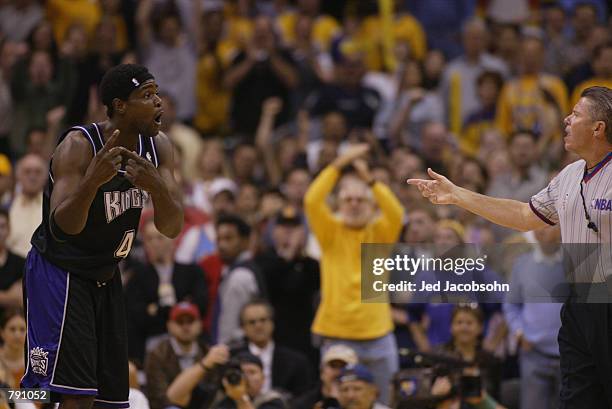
[
  {"x1": 496, "y1": 74, "x2": 568, "y2": 138},
  {"x1": 570, "y1": 78, "x2": 612, "y2": 108},
  {"x1": 277, "y1": 12, "x2": 340, "y2": 51},
  {"x1": 46, "y1": 0, "x2": 101, "y2": 44},
  {"x1": 304, "y1": 167, "x2": 404, "y2": 339}
]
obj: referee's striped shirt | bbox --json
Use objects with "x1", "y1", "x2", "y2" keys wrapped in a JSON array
[{"x1": 530, "y1": 152, "x2": 612, "y2": 285}]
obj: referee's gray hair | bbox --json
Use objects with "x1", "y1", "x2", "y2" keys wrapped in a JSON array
[{"x1": 581, "y1": 86, "x2": 612, "y2": 144}]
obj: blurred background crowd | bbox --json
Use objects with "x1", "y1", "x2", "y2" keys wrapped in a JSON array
[{"x1": 0, "y1": 0, "x2": 611, "y2": 408}]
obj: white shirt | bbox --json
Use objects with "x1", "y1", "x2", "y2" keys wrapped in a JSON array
[{"x1": 249, "y1": 341, "x2": 275, "y2": 393}]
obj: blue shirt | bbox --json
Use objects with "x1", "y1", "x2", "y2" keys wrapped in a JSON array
[{"x1": 503, "y1": 248, "x2": 564, "y2": 356}]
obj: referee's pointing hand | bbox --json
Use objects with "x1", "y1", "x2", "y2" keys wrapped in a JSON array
[{"x1": 407, "y1": 168, "x2": 457, "y2": 205}]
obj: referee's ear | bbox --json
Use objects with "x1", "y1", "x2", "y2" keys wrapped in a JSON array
[{"x1": 593, "y1": 121, "x2": 609, "y2": 143}]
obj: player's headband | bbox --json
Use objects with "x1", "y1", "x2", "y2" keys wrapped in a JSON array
[{"x1": 103, "y1": 69, "x2": 155, "y2": 106}]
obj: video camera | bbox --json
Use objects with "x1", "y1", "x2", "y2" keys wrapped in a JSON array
[{"x1": 392, "y1": 348, "x2": 483, "y2": 409}]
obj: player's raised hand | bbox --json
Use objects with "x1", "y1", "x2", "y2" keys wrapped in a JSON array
[
  {"x1": 85, "y1": 130, "x2": 127, "y2": 187},
  {"x1": 123, "y1": 150, "x2": 162, "y2": 193},
  {"x1": 407, "y1": 168, "x2": 457, "y2": 205}
]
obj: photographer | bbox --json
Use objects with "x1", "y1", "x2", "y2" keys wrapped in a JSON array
[
  {"x1": 432, "y1": 305, "x2": 502, "y2": 403},
  {"x1": 213, "y1": 353, "x2": 286, "y2": 409}
]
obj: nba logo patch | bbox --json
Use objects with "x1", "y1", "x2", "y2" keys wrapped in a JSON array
[
  {"x1": 30, "y1": 347, "x2": 49, "y2": 376},
  {"x1": 146, "y1": 152, "x2": 152, "y2": 162}
]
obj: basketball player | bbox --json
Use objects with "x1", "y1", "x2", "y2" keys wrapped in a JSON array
[
  {"x1": 21, "y1": 64, "x2": 184, "y2": 409},
  {"x1": 408, "y1": 86, "x2": 612, "y2": 408}
]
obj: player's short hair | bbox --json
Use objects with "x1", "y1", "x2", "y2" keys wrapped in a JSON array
[
  {"x1": 581, "y1": 86, "x2": 612, "y2": 144},
  {"x1": 239, "y1": 298, "x2": 275, "y2": 326},
  {"x1": 99, "y1": 64, "x2": 155, "y2": 118},
  {"x1": 215, "y1": 214, "x2": 251, "y2": 238}
]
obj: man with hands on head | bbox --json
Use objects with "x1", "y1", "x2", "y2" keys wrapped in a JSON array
[
  {"x1": 21, "y1": 64, "x2": 183, "y2": 409},
  {"x1": 304, "y1": 143, "x2": 404, "y2": 405}
]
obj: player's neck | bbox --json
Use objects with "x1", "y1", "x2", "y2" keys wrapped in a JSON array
[{"x1": 100, "y1": 120, "x2": 141, "y2": 151}]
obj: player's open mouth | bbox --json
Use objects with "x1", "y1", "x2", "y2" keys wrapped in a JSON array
[{"x1": 154, "y1": 111, "x2": 163, "y2": 125}]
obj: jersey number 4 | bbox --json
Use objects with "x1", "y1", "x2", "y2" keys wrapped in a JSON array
[{"x1": 115, "y1": 229, "x2": 135, "y2": 258}]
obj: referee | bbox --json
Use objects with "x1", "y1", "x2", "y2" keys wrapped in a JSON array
[{"x1": 408, "y1": 86, "x2": 612, "y2": 409}]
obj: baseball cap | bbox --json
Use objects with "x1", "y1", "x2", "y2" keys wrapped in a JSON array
[
  {"x1": 338, "y1": 364, "x2": 374, "y2": 384},
  {"x1": 0, "y1": 154, "x2": 12, "y2": 176},
  {"x1": 169, "y1": 302, "x2": 201, "y2": 321},
  {"x1": 275, "y1": 205, "x2": 303, "y2": 226},
  {"x1": 322, "y1": 345, "x2": 358, "y2": 366},
  {"x1": 209, "y1": 178, "x2": 238, "y2": 198}
]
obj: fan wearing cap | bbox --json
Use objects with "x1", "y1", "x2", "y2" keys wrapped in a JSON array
[
  {"x1": 293, "y1": 345, "x2": 358, "y2": 409},
  {"x1": 21, "y1": 63, "x2": 183, "y2": 409},
  {"x1": 146, "y1": 302, "x2": 229, "y2": 409},
  {"x1": 214, "y1": 352, "x2": 286, "y2": 409},
  {"x1": 337, "y1": 364, "x2": 390, "y2": 409}
]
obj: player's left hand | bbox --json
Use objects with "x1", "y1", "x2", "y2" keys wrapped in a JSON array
[{"x1": 123, "y1": 151, "x2": 162, "y2": 193}]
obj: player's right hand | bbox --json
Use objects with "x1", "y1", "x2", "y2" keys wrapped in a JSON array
[
  {"x1": 407, "y1": 168, "x2": 457, "y2": 205},
  {"x1": 84, "y1": 129, "x2": 128, "y2": 187}
]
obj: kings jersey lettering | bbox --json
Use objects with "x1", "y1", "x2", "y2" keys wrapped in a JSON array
[{"x1": 104, "y1": 188, "x2": 146, "y2": 223}]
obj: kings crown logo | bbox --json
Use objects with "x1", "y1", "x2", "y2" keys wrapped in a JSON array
[{"x1": 30, "y1": 347, "x2": 49, "y2": 376}]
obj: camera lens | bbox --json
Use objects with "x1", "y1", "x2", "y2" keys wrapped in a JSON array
[{"x1": 226, "y1": 369, "x2": 243, "y2": 385}]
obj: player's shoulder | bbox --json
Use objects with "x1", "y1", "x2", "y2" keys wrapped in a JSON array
[{"x1": 53, "y1": 129, "x2": 96, "y2": 164}]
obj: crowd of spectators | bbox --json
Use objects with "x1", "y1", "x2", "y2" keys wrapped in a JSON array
[{"x1": 0, "y1": 0, "x2": 611, "y2": 408}]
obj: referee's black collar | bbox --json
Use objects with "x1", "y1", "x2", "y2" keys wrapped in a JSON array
[{"x1": 583, "y1": 152, "x2": 612, "y2": 183}]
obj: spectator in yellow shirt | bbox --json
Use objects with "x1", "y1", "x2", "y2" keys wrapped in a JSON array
[{"x1": 304, "y1": 144, "x2": 404, "y2": 405}]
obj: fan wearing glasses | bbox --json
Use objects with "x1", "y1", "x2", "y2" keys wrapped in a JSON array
[
  {"x1": 408, "y1": 86, "x2": 612, "y2": 409},
  {"x1": 231, "y1": 299, "x2": 314, "y2": 401}
]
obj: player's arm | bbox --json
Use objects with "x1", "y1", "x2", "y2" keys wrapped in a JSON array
[
  {"x1": 51, "y1": 130, "x2": 125, "y2": 235},
  {"x1": 408, "y1": 168, "x2": 549, "y2": 232},
  {"x1": 125, "y1": 132, "x2": 183, "y2": 238}
]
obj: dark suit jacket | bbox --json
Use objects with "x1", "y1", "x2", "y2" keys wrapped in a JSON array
[
  {"x1": 125, "y1": 262, "x2": 208, "y2": 363},
  {"x1": 233, "y1": 341, "x2": 314, "y2": 399},
  {"x1": 144, "y1": 338, "x2": 206, "y2": 409}
]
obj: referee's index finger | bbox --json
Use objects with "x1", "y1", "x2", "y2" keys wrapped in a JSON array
[{"x1": 406, "y1": 178, "x2": 429, "y2": 185}]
